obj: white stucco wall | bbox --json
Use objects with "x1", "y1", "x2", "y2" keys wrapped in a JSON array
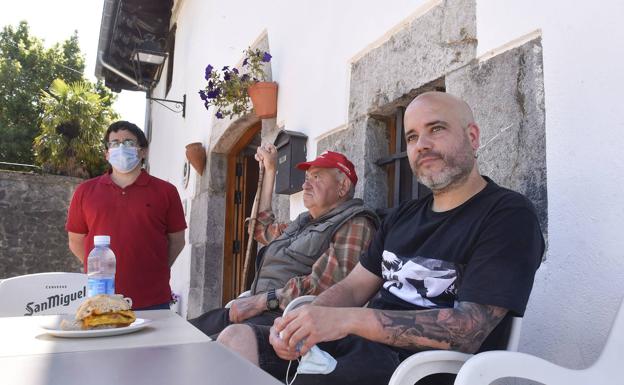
[
  {"x1": 151, "y1": 0, "x2": 430, "y2": 317},
  {"x1": 147, "y1": 0, "x2": 624, "y2": 366},
  {"x1": 476, "y1": 0, "x2": 624, "y2": 368}
]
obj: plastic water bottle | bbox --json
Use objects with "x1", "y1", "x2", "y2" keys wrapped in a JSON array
[{"x1": 87, "y1": 235, "x2": 116, "y2": 296}]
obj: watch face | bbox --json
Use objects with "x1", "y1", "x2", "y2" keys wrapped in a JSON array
[{"x1": 268, "y1": 298, "x2": 279, "y2": 310}]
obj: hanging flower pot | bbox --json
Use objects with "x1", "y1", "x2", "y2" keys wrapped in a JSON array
[
  {"x1": 200, "y1": 48, "x2": 275, "y2": 120},
  {"x1": 185, "y1": 142, "x2": 206, "y2": 176},
  {"x1": 247, "y1": 81, "x2": 278, "y2": 119}
]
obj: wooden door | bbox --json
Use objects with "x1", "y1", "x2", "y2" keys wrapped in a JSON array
[{"x1": 222, "y1": 124, "x2": 261, "y2": 305}]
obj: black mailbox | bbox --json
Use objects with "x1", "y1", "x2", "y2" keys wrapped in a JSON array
[{"x1": 274, "y1": 130, "x2": 307, "y2": 195}]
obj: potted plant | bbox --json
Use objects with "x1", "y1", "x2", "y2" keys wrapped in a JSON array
[{"x1": 199, "y1": 48, "x2": 277, "y2": 119}]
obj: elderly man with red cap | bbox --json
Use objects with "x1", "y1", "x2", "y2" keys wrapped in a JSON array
[{"x1": 189, "y1": 144, "x2": 379, "y2": 338}]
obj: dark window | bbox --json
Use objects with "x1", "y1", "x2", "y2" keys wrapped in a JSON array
[
  {"x1": 373, "y1": 81, "x2": 445, "y2": 217},
  {"x1": 165, "y1": 24, "x2": 176, "y2": 96},
  {"x1": 375, "y1": 109, "x2": 430, "y2": 219}
]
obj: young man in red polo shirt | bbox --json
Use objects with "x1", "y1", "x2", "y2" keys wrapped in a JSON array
[{"x1": 66, "y1": 121, "x2": 187, "y2": 310}]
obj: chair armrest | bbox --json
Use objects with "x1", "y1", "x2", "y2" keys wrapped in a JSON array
[
  {"x1": 388, "y1": 350, "x2": 474, "y2": 385},
  {"x1": 225, "y1": 290, "x2": 252, "y2": 309},
  {"x1": 455, "y1": 351, "x2": 580, "y2": 385},
  {"x1": 283, "y1": 295, "x2": 316, "y2": 314}
]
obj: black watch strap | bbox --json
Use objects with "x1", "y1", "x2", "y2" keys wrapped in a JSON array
[{"x1": 266, "y1": 289, "x2": 279, "y2": 311}]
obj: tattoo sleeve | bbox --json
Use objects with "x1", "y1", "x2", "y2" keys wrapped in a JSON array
[{"x1": 373, "y1": 302, "x2": 507, "y2": 353}]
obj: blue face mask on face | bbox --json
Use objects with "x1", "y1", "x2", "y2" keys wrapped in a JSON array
[{"x1": 108, "y1": 146, "x2": 140, "y2": 173}]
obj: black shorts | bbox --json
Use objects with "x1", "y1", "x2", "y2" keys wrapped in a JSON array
[
  {"x1": 188, "y1": 307, "x2": 281, "y2": 339},
  {"x1": 249, "y1": 324, "x2": 402, "y2": 385}
]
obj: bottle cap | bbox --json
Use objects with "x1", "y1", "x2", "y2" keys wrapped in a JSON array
[{"x1": 93, "y1": 235, "x2": 111, "y2": 246}]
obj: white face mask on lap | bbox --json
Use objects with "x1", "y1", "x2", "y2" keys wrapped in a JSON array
[
  {"x1": 297, "y1": 345, "x2": 337, "y2": 375},
  {"x1": 108, "y1": 146, "x2": 140, "y2": 173}
]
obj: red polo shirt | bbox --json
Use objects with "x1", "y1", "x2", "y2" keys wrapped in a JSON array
[{"x1": 66, "y1": 170, "x2": 187, "y2": 308}]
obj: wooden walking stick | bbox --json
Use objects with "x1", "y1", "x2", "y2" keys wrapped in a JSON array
[{"x1": 242, "y1": 162, "x2": 265, "y2": 288}]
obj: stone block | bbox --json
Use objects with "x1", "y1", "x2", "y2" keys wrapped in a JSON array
[
  {"x1": 189, "y1": 191, "x2": 209, "y2": 244},
  {"x1": 447, "y1": 37, "x2": 547, "y2": 234},
  {"x1": 349, "y1": 0, "x2": 476, "y2": 121}
]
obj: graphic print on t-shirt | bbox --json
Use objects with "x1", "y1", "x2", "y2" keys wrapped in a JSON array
[{"x1": 381, "y1": 250, "x2": 457, "y2": 308}]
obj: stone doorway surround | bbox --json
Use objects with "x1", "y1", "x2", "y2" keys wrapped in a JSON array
[{"x1": 186, "y1": 34, "x2": 290, "y2": 317}]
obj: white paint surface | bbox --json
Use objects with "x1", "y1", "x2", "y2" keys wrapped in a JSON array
[
  {"x1": 148, "y1": 0, "x2": 624, "y2": 370},
  {"x1": 476, "y1": 0, "x2": 624, "y2": 368}
]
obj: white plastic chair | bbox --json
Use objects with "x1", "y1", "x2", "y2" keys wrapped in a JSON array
[
  {"x1": 279, "y1": 295, "x2": 523, "y2": 385},
  {"x1": 225, "y1": 290, "x2": 252, "y2": 308},
  {"x1": 454, "y1": 299, "x2": 624, "y2": 385},
  {"x1": 388, "y1": 316, "x2": 523, "y2": 385},
  {"x1": 283, "y1": 295, "x2": 317, "y2": 314},
  {"x1": 0, "y1": 272, "x2": 87, "y2": 316}
]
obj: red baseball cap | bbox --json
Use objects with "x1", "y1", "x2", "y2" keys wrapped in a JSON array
[{"x1": 296, "y1": 151, "x2": 358, "y2": 187}]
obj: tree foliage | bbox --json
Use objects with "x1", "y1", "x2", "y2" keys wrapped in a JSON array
[
  {"x1": 34, "y1": 79, "x2": 118, "y2": 178},
  {"x1": 0, "y1": 21, "x2": 117, "y2": 169}
]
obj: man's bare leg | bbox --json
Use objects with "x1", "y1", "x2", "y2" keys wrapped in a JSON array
[{"x1": 217, "y1": 324, "x2": 259, "y2": 365}]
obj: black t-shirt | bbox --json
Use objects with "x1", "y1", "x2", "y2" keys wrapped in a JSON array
[{"x1": 360, "y1": 177, "x2": 544, "y2": 317}]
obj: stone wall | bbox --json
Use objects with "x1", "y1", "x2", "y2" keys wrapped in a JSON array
[{"x1": 0, "y1": 171, "x2": 83, "y2": 279}]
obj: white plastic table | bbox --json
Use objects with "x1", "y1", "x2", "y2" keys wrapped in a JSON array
[
  {"x1": 0, "y1": 309, "x2": 210, "y2": 357},
  {"x1": 0, "y1": 309, "x2": 281, "y2": 385},
  {"x1": 0, "y1": 342, "x2": 282, "y2": 385}
]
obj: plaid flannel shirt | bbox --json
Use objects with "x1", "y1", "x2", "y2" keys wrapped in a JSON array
[{"x1": 254, "y1": 209, "x2": 376, "y2": 307}]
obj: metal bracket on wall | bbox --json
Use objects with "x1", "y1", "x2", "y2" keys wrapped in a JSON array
[{"x1": 147, "y1": 94, "x2": 186, "y2": 118}]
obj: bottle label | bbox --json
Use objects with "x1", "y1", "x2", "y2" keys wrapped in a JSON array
[{"x1": 87, "y1": 277, "x2": 115, "y2": 296}]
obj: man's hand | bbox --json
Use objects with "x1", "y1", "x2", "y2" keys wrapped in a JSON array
[
  {"x1": 254, "y1": 143, "x2": 277, "y2": 172},
  {"x1": 269, "y1": 323, "x2": 301, "y2": 360},
  {"x1": 228, "y1": 293, "x2": 267, "y2": 323},
  {"x1": 255, "y1": 143, "x2": 278, "y2": 213},
  {"x1": 272, "y1": 305, "x2": 352, "y2": 356}
]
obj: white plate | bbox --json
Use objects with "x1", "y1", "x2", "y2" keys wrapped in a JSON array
[{"x1": 40, "y1": 317, "x2": 151, "y2": 338}]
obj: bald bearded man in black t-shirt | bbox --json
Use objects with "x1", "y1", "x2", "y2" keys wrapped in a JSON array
[{"x1": 218, "y1": 92, "x2": 545, "y2": 385}]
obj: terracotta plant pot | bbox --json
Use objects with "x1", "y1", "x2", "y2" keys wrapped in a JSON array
[
  {"x1": 185, "y1": 142, "x2": 206, "y2": 176},
  {"x1": 247, "y1": 81, "x2": 278, "y2": 119}
]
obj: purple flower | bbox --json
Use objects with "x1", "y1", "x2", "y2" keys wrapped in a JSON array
[
  {"x1": 207, "y1": 80, "x2": 214, "y2": 89},
  {"x1": 198, "y1": 90, "x2": 208, "y2": 101},
  {"x1": 240, "y1": 74, "x2": 250, "y2": 82},
  {"x1": 216, "y1": 111, "x2": 224, "y2": 119},
  {"x1": 207, "y1": 89, "x2": 220, "y2": 99},
  {"x1": 204, "y1": 65, "x2": 213, "y2": 80},
  {"x1": 224, "y1": 72, "x2": 231, "y2": 81},
  {"x1": 242, "y1": 58, "x2": 248, "y2": 66},
  {"x1": 203, "y1": 101, "x2": 210, "y2": 110},
  {"x1": 222, "y1": 65, "x2": 229, "y2": 71},
  {"x1": 262, "y1": 52, "x2": 272, "y2": 62},
  {"x1": 232, "y1": 67, "x2": 239, "y2": 74}
]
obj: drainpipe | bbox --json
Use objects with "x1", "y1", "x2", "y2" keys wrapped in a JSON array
[
  {"x1": 97, "y1": 53, "x2": 147, "y2": 91},
  {"x1": 144, "y1": 90, "x2": 152, "y2": 171}
]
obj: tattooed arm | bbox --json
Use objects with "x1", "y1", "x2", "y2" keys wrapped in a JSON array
[
  {"x1": 275, "y1": 301, "x2": 507, "y2": 356},
  {"x1": 274, "y1": 264, "x2": 507, "y2": 356},
  {"x1": 362, "y1": 302, "x2": 507, "y2": 353}
]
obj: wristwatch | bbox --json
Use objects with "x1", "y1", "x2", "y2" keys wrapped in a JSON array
[{"x1": 266, "y1": 289, "x2": 279, "y2": 311}]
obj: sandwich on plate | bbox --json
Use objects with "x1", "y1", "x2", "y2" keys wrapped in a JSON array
[{"x1": 72, "y1": 294, "x2": 136, "y2": 330}]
